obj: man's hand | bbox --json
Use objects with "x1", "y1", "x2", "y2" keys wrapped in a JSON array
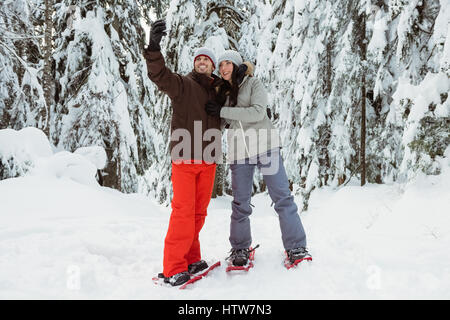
[
  {"x1": 148, "y1": 19, "x2": 167, "y2": 51},
  {"x1": 205, "y1": 100, "x2": 223, "y2": 117}
]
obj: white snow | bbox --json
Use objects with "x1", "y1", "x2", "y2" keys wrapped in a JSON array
[
  {"x1": 1, "y1": 128, "x2": 449, "y2": 299},
  {"x1": 32, "y1": 151, "x2": 99, "y2": 188},
  {"x1": 0, "y1": 127, "x2": 53, "y2": 160},
  {"x1": 396, "y1": 0, "x2": 421, "y2": 59},
  {"x1": 368, "y1": 10, "x2": 388, "y2": 54},
  {"x1": 74, "y1": 146, "x2": 107, "y2": 170},
  {"x1": 0, "y1": 127, "x2": 53, "y2": 178},
  {"x1": 0, "y1": 128, "x2": 106, "y2": 186}
]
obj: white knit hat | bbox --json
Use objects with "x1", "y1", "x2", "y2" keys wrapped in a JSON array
[
  {"x1": 218, "y1": 50, "x2": 243, "y2": 67},
  {"x1": 194, "y1": 47, "x2": 217, "y2": 70}
]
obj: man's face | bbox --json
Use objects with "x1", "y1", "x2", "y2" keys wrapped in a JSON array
[{"x1": 194, "y1": 56, "x2": 214, "y2": 76}]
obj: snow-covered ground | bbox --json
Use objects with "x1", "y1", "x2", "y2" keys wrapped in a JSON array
[{"x1": 1, "y1": 129, "x2": 449, "y2": 299}]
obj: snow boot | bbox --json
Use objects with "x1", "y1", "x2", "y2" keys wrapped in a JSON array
[
  {"x1": 158, "y1": 271, "x2": 190, "y2": 286},
  {"x1": 188, "y1": 260, "x2": 208, "y2": 274},
  {"x1": 227, "y1": 245, "x2": 260, "y2": 266},
  {"x1": 286, "y1": 247, "x2": 311, "y2": 264}
]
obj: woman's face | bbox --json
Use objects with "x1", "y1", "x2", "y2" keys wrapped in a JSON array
[{"x1": 219, "y1": 60, "x2": 234, "y2": 81}]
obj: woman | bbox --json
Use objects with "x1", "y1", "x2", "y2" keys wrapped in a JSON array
[{"x1": 205, "y1": 50, "x2": 311, "y2": 267}]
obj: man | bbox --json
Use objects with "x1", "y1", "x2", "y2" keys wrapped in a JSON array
[{"x1": 144, "y1": 19, "x2": 222, "y2": 286}]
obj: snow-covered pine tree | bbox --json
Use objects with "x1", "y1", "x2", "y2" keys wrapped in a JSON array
[
  {"x1": 106, "y1": 0, "x2": 159, "y2": 189},
  {"x1": 390, "y1": 0, "x2": 449, "y2": 179},
  {"x1": 42, "y1": 0, "x2": 53, "y2": 137},
  {"x1": 51, "y1": 0, "x2": 155, "y2": 193},
  {"x1": 0, "y1": 0, "x2": 20, "y2": 128},
  {"x1": 0, "y1": 0, "x2": 47, "y2": 133},
  {"x1": 365, "y1": 2, "x2": 399, "y2": 184}
]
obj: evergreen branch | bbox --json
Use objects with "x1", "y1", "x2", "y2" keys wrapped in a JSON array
[
  {"x1": 0, "y1": 32, "x2": 45, "y2": 39},
  {"x1": 207, "y1": 4, "x2": 245, "y2": 22},
  {"x1": 0, "y1": 39, "x2": 46, "y2": 124},
  {"x1": 0, "y1": 39, "x2": 32, "y2": 71},
  {"x1": 0, "y1": 7, "x2": 36, "y2": 32}
]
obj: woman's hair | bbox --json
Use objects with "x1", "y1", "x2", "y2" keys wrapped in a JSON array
[{"x1": 216, "y1": 63, "x2": 239, "y2": 107}]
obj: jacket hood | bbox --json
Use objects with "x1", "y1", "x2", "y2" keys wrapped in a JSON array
[
  {"x1": 238, "y1": 61, "x2": 255, "y2": 87},
  {"x1": 243, "y1": 61, "x2": 254, "y2": 77}
]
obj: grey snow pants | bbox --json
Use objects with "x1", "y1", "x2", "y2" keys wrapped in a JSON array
[{"x1": 229, "y1": 148, "x2": 307, "y2": 250}]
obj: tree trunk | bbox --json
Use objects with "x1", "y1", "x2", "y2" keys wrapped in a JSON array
[
  {"x1": 42, "y1": 0, "x2": 53, "y2": 137},
  {"x1": 360, "y1": 12, "x2": 366, "y2": 186}
]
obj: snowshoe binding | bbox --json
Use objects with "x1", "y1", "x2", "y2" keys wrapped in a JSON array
[
  {"x1": 226, "y1": 244, "x2": 260, "y2": 272},
  {"x1": 284, "y1": 247, "x2": 312, "y2": 269},
  {"x1": 156, "y1": 271, "x2": 190, "y2": 287},
  {"x1": 188, "y1": 260, "x2": 209, "y2": 275}
]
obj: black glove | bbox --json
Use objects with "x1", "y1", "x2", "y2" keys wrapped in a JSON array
[
  {"x1": 205, "y1": 100, "x2": 223, "y2": 117},
  {"x1": 236, "y1": 64, "x2": 248, "y2": 84},
  {"x1": 148, "y1": 19, "x2": 166, "y2": 51}
]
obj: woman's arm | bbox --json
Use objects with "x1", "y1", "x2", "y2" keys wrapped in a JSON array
[{"x1": 219, "y1": 78, "x2": 267, "y2": 122}]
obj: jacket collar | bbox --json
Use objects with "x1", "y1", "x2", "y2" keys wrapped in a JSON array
[{"x1": 239, "y1": 75, "x2": 250, "y2": 88}]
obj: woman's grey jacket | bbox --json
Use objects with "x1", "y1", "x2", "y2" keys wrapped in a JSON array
[{"x1": 220, "y1": 62, "x2": 281, "y2": 163}]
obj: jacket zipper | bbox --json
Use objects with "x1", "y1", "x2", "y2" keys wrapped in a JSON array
[{"x1": 239, "y1": 120, "x2": 250, "y2": 159}]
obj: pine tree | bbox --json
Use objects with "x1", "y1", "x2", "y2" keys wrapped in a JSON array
[
  {"x1": 0, "y1": 0, "x2": 47, "y2": 132},
  {"x1": 51, "y1": 0, "x2": 155, "y2": 193},
  {"x1": 0, "y1": 1, "x2": 20, "y2": 128},
  {"x1": 253, "y1": 0, "x2": 338, "y2": 210},
  {"x1": 365, "y1": 2, "x2": 401, "y2": 184},
  {"x1": 42, "y1": 0, "x2": 53, "y2": 137},
  {"x1": 389, "y1": 0, "x2": 448, "y2": 180}
]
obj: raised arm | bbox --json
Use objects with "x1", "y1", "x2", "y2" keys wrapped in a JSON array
[
  {"x1": 144, "y1": 49, "x2": 184, "y2": 100},
  {"x1": 143, "y1": 19, "x2": 184, "y2": 100}
]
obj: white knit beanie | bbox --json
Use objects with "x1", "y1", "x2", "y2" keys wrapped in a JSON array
[
  {"x1": 217, "y1": 50, "x2": 243, "y2": 67},
  {"x1": 194, "y1": 47, "x2": 217, "y2": 70}
]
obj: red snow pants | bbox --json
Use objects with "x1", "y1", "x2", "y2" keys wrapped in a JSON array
[{"x1": 163, "y1": 161, "x2": 216, "y2": 277}]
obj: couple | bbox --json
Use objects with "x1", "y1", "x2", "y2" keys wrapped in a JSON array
[{"x1": 144, "y1": 19, "x2": 310, "y2": 287}]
